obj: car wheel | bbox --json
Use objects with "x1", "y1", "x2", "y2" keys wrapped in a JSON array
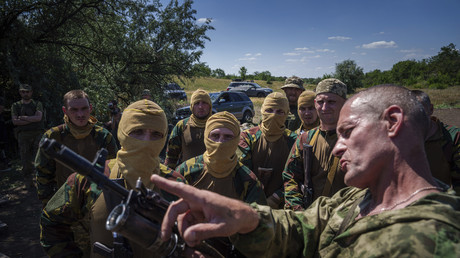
[
  {"x1": 242, "y1": 111, "x2": 253, "y2": 123},
  {"x1": 257, "y1": 92, "x2": 265, "y2": 98}
]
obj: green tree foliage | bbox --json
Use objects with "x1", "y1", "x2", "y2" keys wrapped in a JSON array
[
  {"x1": 239, "y1": 66, "x2": 247, "y2": 80},
  {"x1": 192, "y1": 62, "x2": 212, "y2": 77},
  {"x1": 211, "y1": 68, "x2": 225, "y2": 78},
  {"x1": 1, "y1": 0, "x2": 213, "y2": 125},
  {"x1": 334, "y1": 59, "x2": 364, "y2": 93}
]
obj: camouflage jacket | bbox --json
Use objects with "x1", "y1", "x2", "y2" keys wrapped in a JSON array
[
  {"x1": 285, "y1": 105, "x2": 302, "y2": 131},
  {"x1": 442, "y1": 121, "x2": 460, "y2": 194},
  {"x1": 11, "y1": 99, "x2": 45, "y2": 132},
  {"x1": 40, "y1": 162, "x2": 177, "y2": 257},
  {"x1": 283, "y1": 127, "x2": 346, "y2": 211},
  {"x1": 238, "y1": 126, "x2": 297, "y2": 199},
  {"x1": 231, "y1": 186, "x2": 460, "y2": 258},
  {"x1": 176, "y1": 155, "x2": 267, "y2": 205},
  {"x1": 164, "y1": 117, "x2": 206, "y2": 169},
  {"x1": 425, "y1": 117, "x2": 460, "y2": 195},
  {"x1": 35, "y1": 124, "x2": 118, "y2": 206}
]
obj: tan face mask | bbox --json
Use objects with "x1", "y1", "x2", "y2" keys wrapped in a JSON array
[
  {"x1": 116, "y1": 100, "x2": 167, "y2": 189},
  {"x1": 189, "y1": 89, "x2": 212, "y2": 128},
  {"x1": 260, "y1": 92, "x2": 289, "y2": 142},
  {"x1": 297, "y1": 90, "x2": 319, "y2": 130},
  {"x1": 202, "y1": 111, "x2": 240, "y2": 178},
  {"x1": 64, "y1": 115, "x2": 96, "y2": 139}
]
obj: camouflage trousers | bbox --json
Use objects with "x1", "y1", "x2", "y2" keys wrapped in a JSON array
[{"x1": 17, "y1": 130, "x2": 42, "y2": 176}]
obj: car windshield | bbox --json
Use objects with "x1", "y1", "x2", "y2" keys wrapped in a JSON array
[
  {"x1": 209, "y1": 92, "x2": 220, "y2": 102},
  {"x1": 167, "y1": 83, "x2": 181, "y2": 90}
]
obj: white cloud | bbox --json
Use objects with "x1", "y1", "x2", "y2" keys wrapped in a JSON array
[
  {"x1": 255, "y1": 53, "x2": 262, "y2": 56},
  {"x1": 316, "y1": 48, "x2": 335, "y2": 53},
  {"x1": 283, "y1": 52, "x2": 301, "y2": 56},
  {"x1": 328, "y1": 36, "x2": 352, "y2": 41},
  {"x1": 285, "y1": 58, "x2": 299, "y2": 62},
  {"x1": 295, "y1": 47, "x2": 309, "y2": 51},
  {"x1": 245, "y1": 53, "x2": 252, "y2": 56},
  {"x1": 361, "y1": 41, "x2": 397, "y2": 49},
  {"x1": 238, "y1": 57, "x2": 256, "y2": 61},
  {"x1": 400, "y1": 49, "x2": 418, "y2": 53},
  {"x1": 196, "y1": 18, "x2": 211, "y2": 24}
]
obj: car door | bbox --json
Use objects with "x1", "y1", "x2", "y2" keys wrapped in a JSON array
[
  {"x1": 228, "y1": 92, "x2": 246, "y2": 119},
  {"x1": 213, "y1": 92, "x2": 235, "y2": 115}
]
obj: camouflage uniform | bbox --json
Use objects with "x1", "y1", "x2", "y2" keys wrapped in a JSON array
[
  {"x1": 35, "y1": 124, "x2": 118, "y2": 206},
  {"x1": 231, "y1": 186, "x2": 460, "y2": 257},
  {"x1": 283, "y1": 128, "x2": 346, "y2": 210},
  {"x1": 164, "y1": 117, "x2": 206, "y2": 169},
  {"x1": 11, "y1": 99, "x2": 45, "y2": 175},
  {"x1": 425, "y1": 117, "x2": 460, "y2": 194},
  {"x1": 238, "y1": 126, "x2": 297, "y2": 203},
  {"x1": 440, "y1": 121, "x2": 460, "y2": 195},
  {"x1": 40, "y1": 161, "x2": 177, "y2": 257},
  {"x1": 176, "y1": 155, "x2": 267, "y2": 205},
  {"x1": 285, "y1": 105, "x2": 302, "y2": 131}
]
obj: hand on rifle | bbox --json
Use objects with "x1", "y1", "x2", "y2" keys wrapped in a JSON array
[{"x1": 150, "y1": 175, "x2": 260, "y2": 248}]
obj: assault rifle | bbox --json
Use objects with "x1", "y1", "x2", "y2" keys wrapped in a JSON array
[
  {"x1": 301, "y1": 143, "x2": 314, "y2": 208},
  {"x1": 40, "y1": 138, "x2": 224, "y2": 257}
]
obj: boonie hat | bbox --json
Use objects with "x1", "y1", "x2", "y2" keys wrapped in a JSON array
[
  {"x1": 281, "y1": 76, "x2": 305, "y2": 90},
  {"x1": 141, "y1": 89, "x2": 151, "y2": 96},
  {"x1": 19, "y1": 84, "x2": 32, "y2": 91},
  {"x1": 315, "y1": 78, "x2": 347, "y2": 99}
]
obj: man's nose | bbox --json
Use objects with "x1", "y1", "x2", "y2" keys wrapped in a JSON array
[{"x1": 332, "y1": 140, "x2": 345, "y2": 157}]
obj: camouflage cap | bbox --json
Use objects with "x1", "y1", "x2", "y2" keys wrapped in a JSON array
[
  {"x1": 315, "y1": 78, "x2": 347, "y2": 99},
  {"x1": 141, "y1": 89, "x2": 151, "y2": 96},
  {"x1": 19, "y1": 83, "x2": 32, "y2": 91},
  {"x1": 281, "y1": 76, "x2": 305, "y2": 90}
]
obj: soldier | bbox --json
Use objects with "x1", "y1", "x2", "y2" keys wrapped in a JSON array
[
  {"x1": 40, "y1": 99, "x2": 180, "y2": 257},
  {"x1": 411, "y1": 90, "x2": 460, "y2": 194},
  {"x1": 281, "y1": 76, "x2": 305, "y2": 131},
  {"x1": 11, "y1": 84, "x2": 45, "y2": 185},
  {"x1": 165, "y1": 89, "x2": 211, "y2": 169},
  {"x1": 283, "y1": 78, "x2": 347, "y2": 210},
  {"x1": 238, "y1": 92, "x2": 297, "y2": 208},
  {"x1": 153, "y1": 84, "x2": 460, "y2": 257},
  {"x1": 35, "y1": 90, "x2": 118, "y2": 206},
  {"x1": 175, "y1": 111, "x2": 266, "y2": 205},
  {"x1": 295, "y1": 90, "x2": 319, "y2": 135},
  {"x1": 140, "y1": 89, "x2": 153, "y2": 100}
]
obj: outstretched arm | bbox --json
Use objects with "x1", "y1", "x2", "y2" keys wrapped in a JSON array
[{"x1": 150, "y1": 174, "x2": 259, "y2": 247}]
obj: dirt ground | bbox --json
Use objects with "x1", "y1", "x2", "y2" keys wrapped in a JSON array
[{"x1": 0, "y1": 108, "x2": 459, "y2": 257}]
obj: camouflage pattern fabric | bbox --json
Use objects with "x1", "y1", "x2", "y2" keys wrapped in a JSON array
[
  {"x1": 231, "y1": 186, "x2": 460, "y2": 257},
  {"x1": 165, "y1": 117, "x2": 206, "y2": 169},
  {"x1": 176, "y1": 155, "x2": 267, "y2": 205},
  {"x1": 285, "y1": 105, "x2": 302, "y2": 131},
  {"x1": 238, "y1": 126, "x2": 297, "y2": 200},
  {"x1": 425, "y1": 117, "x2": 460, "y2": 194},
  {"x1": 283, "y1": 128, "x2": 346, "y2": 211},
  {"x1": 11, "y1": 100, "x2": 45, "y2": 132},
  {"x1": 315, "y1": 78, "x2": 347, "y2": 98},
  {"x1": 35, "y1": 124, "x2": 118, "y2": 206},
  {"x1": 40, "y1": 163, "x2": 177, "y2": 256},
  {"x1": 442, "y1": 122, "x2": 460, "y2": 195}
]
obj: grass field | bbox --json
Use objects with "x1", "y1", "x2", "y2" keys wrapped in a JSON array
[{"x1": 176, "y1": 77, "x2": 460, "y2": 123}]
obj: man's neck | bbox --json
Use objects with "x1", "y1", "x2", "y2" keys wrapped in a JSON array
[
  {"x1": 21, "y1": 99, "x2": 32, "y2": 104},
  {"x1": 319, "y1": 123, "x2": 336, "y2": 131}
]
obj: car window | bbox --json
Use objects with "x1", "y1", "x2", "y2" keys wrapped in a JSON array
[{"x1": 230, "y1": 93, "x2": 243, "y2": 102}]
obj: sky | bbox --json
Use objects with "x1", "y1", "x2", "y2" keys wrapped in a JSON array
[{"x1": 187, "y1": 0, "x2": 460, "y2": 78}]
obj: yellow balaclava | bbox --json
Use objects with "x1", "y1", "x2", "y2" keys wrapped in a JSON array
[
  {"x1": 203, "y1": 111, "x2": 240, "y2": 178},
  {"x1": 64, "y1": 114, "x2": 97, "y2": 139},
  {"x1": 297, "y1": 90, "x2": 319, "y2": 130},
  {"x1": 189, "y1": 89, "x2": 212, "y2": 128},
  {"x1": 116, "y1": 99, "x2": 168, "y2": 189},
  {"x1": 260, "y1": 92, "x2": 289, "y2": 142}
]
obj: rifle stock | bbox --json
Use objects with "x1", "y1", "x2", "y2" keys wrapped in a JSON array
[{"x1": 40, "y1": 138, "x2": 224, "y2": 257}]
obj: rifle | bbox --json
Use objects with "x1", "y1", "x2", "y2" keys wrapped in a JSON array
[
  {"x1": 40, "y1": 138, "x2": 224, "y2": 257},
  {"x1": 301, "y1": 143, "x2": 314, "y2": 208}
]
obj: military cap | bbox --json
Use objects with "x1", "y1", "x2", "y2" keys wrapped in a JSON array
[
  {"x1": 141, "y1": 89, "x2": 151, "y2": 96},
  {"x1": 281, "y1": 76, "x2": 305, "y2": 90},
  {"x1": 19, "y1": 84, "x2": 32, "y2": 91},
  {"x1": 315, "y1": 78, "x2": 347, "y2": 99}
]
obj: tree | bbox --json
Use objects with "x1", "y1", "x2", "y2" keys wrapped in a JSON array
[
  {"x1": 192, "y1": 62, "x2": 212, "y2": 77},
  {"x1": 334, "y1": 59, "x2": 364, "y2": 93},
  {"x1": 0, "y1": 0, "x2": 214, "y2": 124},
  {"x1": 211, "y1": 68, "x2": 225, "y2": 78},
  {"x1": 239, "y1": 66, "x2": 247, "y2": 80}
]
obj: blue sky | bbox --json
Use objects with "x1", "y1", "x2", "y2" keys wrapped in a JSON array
[{"x1": 189, "y1": 0, "x2": 460, "y2": 78}]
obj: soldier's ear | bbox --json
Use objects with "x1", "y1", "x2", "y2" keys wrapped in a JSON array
[{"x1": 383, "y1": 105, "x2": 403, "y2": 138}]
